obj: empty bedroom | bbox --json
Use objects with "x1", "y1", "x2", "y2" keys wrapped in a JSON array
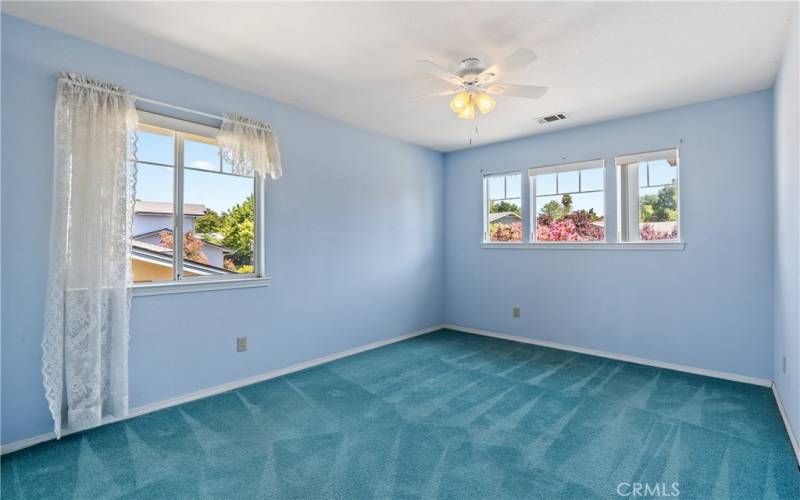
[{"x1": 1, "y1": 1, "x2": 799, "y2": 499}]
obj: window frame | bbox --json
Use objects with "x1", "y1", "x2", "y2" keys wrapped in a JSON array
[
  {"x1": 528, "y1": 158, "x2": 606, "y2": 244},
  {"x1": 616, "y1": 148, "x2": 681, "y2": 244},
  {"x1": 131, "y1": 111, "x2": 269, "y2": 295},
  {"x1": 482, "y1": 170, "x2": 523, "y2": 243}
]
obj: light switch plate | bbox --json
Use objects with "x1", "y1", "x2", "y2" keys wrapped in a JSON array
[
  {"x1": 237, "y1": 336, "x2": 247, "y2": 352},
  {"x1": 513, "y1": 307, "x2": 520, "y2": 318}
]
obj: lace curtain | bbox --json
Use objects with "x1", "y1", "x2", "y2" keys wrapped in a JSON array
[
  {"x1": 42, "y1": 72, "x2": 138, "y2": 437},
  {"x1": 217, "y1": 113, "x2": 283, "y2": 179}
]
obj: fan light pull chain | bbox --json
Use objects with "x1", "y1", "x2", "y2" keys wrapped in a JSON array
[{"x1": 468, "y1": 124, "x2": 479, "y2": 146}]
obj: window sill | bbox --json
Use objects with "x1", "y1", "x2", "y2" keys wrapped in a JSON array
[
  {"x1": 481, "y1": 242, "x2": 685, "y2": 250},
  {"x1": 131, "y1": 277, "x2": 271, "y2": 297}
]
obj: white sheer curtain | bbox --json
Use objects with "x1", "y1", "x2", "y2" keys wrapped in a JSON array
[
  {"x1": 42, "y1": 72, "x2": 138, "y2": 437},
  {"x1": 217, "y1": 113, "x2": 282, "y2": 179}
]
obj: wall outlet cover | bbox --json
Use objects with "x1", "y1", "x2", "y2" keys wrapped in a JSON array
[
  {"x1": 237, "y1": 336, "x2": 247, "y2": 352},
  {"x1": 513, "y1": 307, "x2": 520, "y2": 318}
]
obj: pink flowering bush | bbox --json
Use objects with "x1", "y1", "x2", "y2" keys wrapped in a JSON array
[
  {"x1": 640, "y1": 223, "x2": 678, "y2": 241},
  {"x1": 490, "y1": 222, "x2": 522, "y2": 242},
  {"x1": 536, "y1": 210, "x2": 604, "y2": 242},
  {"x1": 536, "y1": 219, "x2": 582, "y2": 241}
]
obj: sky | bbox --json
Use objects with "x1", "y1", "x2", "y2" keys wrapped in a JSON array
[
  {"x1": 489, "y1": 161, "x2": 677, "y2": 218},
  {"x1": 134, "y1": 128, "x2": 253, "y2": 214}
]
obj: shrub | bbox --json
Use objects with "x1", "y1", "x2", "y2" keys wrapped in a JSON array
[
  {"x1": 640, "y1": 223, "x2": 677, "y2": 240},
  {"x1": 489, "y1": 222, "x2": 522, "y2": 242}
]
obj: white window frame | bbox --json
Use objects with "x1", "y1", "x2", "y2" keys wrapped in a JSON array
[
  {"x1": 528, "y1": 159, "x2": 606, "y2": 244},
  {"x1": 131, "y1": 111, "x2": 269, "y2": 296},
  {"x1": 482, "y1": 170, "x2": 523, "y2": 243},
  {"x1": 616, "y1": 148, "x2": 681, "y2": 244}
]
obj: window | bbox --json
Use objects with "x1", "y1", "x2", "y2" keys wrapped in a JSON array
[
  {"x1": 132, "y1": 112, "x2": 263, "y2": 285},
  {"x1": 484, "y1": 172, "x2": 522, "y2": 242},
  {"x1": 617, "y1": 149, "x2": 679, "y2": 242},
  {"x1": 529, "y1": 160, "x2": 605, "y2": 242}
]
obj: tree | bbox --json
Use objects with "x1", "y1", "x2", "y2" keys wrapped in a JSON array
[
  {"x1": 159, "y1": 230, "x2": 208, "y2": 264},
  {"x1": 491, "y1": 201, "x2": 520, "y2": 215},
  {"x1": 640, "y1": 185, "x2": 677, "y2": 222},
  {"x1": 539, "y1": 200, "x2": 564, "y2": 220},
  {"x1": 222, "y1": 195, "x2": 255, "y2": 266},
  {"x1": 561, "y1": 194, "x2": 573, "y2": 213},
  {"x1": 195, "y1": 209, "x2": 223, "y2": 234}
]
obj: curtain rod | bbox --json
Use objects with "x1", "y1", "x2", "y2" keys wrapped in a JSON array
[
  {"x1": 135, "y1": 96, "x2": 224, "y2": 122},
  {"x1": 58, "y1": 76, "x2": 272, "y2": 131},
  {"x1": 136, "y1": 96, "x2": 273, "y2": 132}
]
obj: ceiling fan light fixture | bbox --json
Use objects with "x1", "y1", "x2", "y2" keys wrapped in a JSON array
[
  {"x1": 449, "y1": 91, "x2": 470, "y2": 113},
  {"x1": 475, "y1": 92, "x2": 496, "y2": 114},
  {"x1": 457, "y1": 95, "x2": 476, "y2": 120}
]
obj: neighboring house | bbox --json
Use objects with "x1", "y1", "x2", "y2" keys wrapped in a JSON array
[
  {"x1": 131, "y1": 240, "x2": 233, "y2": 282},
  {"x1": 133, "y1": 228, "x2": 233, "y2": 269},
  {"x1": 489, "y1": 211, "x2": 521, "y2": 225},
  {"x1": 131, "y1": 201, "x2": 235, "y2": 281},
  {"x1": 132, "y1": 201, "x2": 206, "y2": 235}
]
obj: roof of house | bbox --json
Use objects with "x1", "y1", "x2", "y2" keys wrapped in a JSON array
[
  {"x1": 133, "y1": 228, "x2": 235, "y2": 253},
  {"x1": 131, "y1": 240, "x2": 235, "y2": 275},
  {"x1": 488, "y1": 212, "x2": 522, "y2": 223},
  {"x1": 135, "y1": 201, "x2": 206, "y2": 216}
]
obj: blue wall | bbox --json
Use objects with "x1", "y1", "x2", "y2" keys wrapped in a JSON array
[
  {"x1": 0, "y1": 15, "x2": 444, "y2": 445},
  {"x1": 1, "y1": 13, "x2": 791, "y2": 449},
  {"x1": 444, "y1": 91, "x2": 775, "y2": 381},
  {"x1": 773, "y1": 7, "x2": 800, "y2": 446}
]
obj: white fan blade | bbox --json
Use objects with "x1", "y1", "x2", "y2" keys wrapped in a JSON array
[
  {"x1": 415, "y1": 60, "x2": 462, "y2": 86},
  {"x1": 487, "y1": 83, "x2": 547, "y2": 99},
  {"x1": 480, "y1": 48, "x2": 538, "y2": 82},
  {"x1": 415, "y1": 87, "x2": 461, "y2": 98}
]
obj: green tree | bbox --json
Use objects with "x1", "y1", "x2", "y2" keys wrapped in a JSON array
[
  {"x1": 491, "y1": 200, "x2": 520, "y2": 215},
  {"x1": 539, "y1": 200, "x2": 564, "y2": 220},
  {"x1": 640, "y1": 185, "x2": 677, "y2": 222},
  {"x1": 561, "y1": 194, "x2": 573, "y2": 214},
  {"x1": 195, "y1": 209, "x2": 224, "y2": 234},
  {"x1": 222, "y1": 195, "x2": 255, "y2": 266}
]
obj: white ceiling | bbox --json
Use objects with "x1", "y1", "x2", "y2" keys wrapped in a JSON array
[{"x1": 3, "y1": 2, "x2": 797, "y2": 152}]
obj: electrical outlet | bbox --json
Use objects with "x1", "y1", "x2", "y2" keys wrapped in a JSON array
[
  {"x1": 237, "y1": 336, "x2": 247, "y2": 352},
  {"x1": 783, "y1": 355, "x2": 787, "y2": 374},
  {"x1": 513, "y1": 307, "x2": 520, "y2": 318}
]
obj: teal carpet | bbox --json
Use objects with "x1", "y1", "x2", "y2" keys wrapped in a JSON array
[{"x1": 2, "y1": 329, "x2": 799, "y2": 499}]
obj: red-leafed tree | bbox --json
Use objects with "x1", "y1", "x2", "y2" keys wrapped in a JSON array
[{"x1": 159, "y1": 230, "x2": 209, "y2": 264}]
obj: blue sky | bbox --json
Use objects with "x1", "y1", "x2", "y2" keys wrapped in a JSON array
[
  {"x1": 489, "y1": 162, "x2": 676, "y2": 218},
  {"x1": 135, "y1": 128, "x2": 253, "y2": 213}
]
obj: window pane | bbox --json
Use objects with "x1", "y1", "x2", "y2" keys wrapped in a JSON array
[
  {"x1": 184, "y1": 135, "x2": 221, "y2": 172},
  {"x1": 488, "y1": 176, "x2": 506, "y2": 200},
  {"x1": 647, "y1": 159, "x2": 677, "y2": 186},
  {"x1": 132, "y1": 163, "x2": 174, "y2": 283},
  {"x1": 505, "y1": 173, "x2": 521, "y2": 198},
  {"x1": 558, "y1": 170, "x2": 579, "y2": 193},
  {"x1": 486, "y1": 172, "x2": 522, "y2": 242},
  {"x1": 535, "y1": 169, "x2": 604, "y2": 242},
  {"x1": 136, "y1": 125, "x2": 174, "y2": 165},
  {"x1": 580, "y1": 168, "x2": 604, "y2": 192},
  {"x1": 638, "y1": 163, "x2": 648, "y2": 188},
  {"x1": 537, "y1": 173, "x2": 557, "y2": 195},
  {"x1": 184, "y1": 169, "x2": 255, "y2": 274},
  {"x1": 639, "y1": 181, "x2": 678, "y2": 240}
]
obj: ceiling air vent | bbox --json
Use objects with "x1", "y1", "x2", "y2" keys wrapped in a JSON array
[{"x1": 537, "y1": 113, "x2": 568, "y2": 124}]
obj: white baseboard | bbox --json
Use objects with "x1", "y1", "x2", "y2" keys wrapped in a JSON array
[
  {"x1": 1, "y1": 323, "x2": 445, "y2": 455},
  {"x1": 772, "y1": 382, "x2": 800, "y2": 467},
  {"x1": 443, "y1": 324, "x2": 773, "y2": 387}
]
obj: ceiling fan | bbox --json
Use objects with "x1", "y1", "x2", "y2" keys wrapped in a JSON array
[{"x1": 416, "y1": 48, "x2": 547, "y2": 120}]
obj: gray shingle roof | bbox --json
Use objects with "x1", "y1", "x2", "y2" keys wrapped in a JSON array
[{"x1": 134, "y1": 201, "x2": 206, "y2": 216}]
